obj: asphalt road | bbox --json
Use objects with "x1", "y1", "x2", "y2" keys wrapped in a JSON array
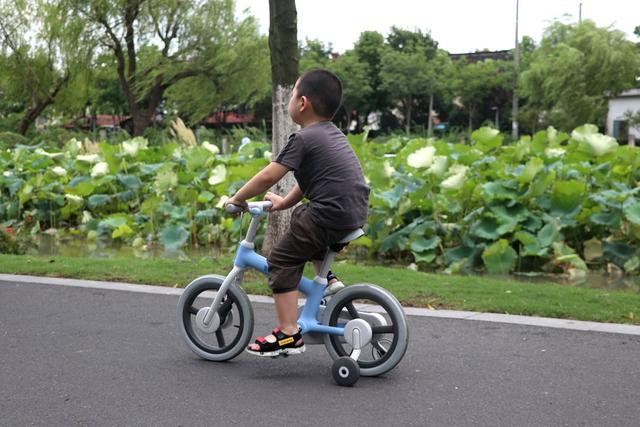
[{"x1": 1, "y1": 281, "x2": 639, "y2": 427}]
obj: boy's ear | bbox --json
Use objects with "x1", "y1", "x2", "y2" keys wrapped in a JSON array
[{"x1": 299, "y1": 95, "x2": 311, "y2": 112}]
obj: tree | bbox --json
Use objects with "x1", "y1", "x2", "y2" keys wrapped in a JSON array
[
  {"x1": 262, "y1": 0, "x2": 299, "y2": 255},
  {"x1": 299, "y1": 39, "x2": 331, "y2": 71},
  {"x1": 0, "y1": 0, "x2": 91, "y2": 135},
  {"x1": 623, "y1": 110, "x2": 640, "y2": 145},
  {"x1": 380, "y1": 49, "x2": 450, "y2": 135},
  {"x1": 330, "y1": 50, "x2": 372, "y2": 132},
  {"x1": 386, "y1": 26, "x2": 438, "y2": 59},
  {"x1": 520, "y1": 20, "x2": 640, "y2": 131},
  {"x1": 351, "y1": 31, "x2": 388, "y2": 119},
  {"x1": 453, "y1": 58, "x2": 512, "y2": 133},
  {"x1": 63, "y1": 0, "x2": 267, "y2": 136}
]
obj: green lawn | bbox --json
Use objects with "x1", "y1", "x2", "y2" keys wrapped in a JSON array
[{"x1": 1, "y1": 253, "x2": 638, "y2": 325}]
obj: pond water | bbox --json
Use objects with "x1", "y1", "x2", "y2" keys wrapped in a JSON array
[{"x1": 35, "y1": 235, "x2": 640, "y2": 293}]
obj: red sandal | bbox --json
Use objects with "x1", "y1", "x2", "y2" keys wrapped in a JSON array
[{"x1": 246, "y1": 328, "x2": 306, "y2": 357}]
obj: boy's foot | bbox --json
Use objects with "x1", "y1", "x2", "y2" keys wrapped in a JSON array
[
  {"x1": 324, "y1": 270, "x2": 345, "y2": 296},
  {"x1": 246, "y1": 327, "x2": 305, "y2": 357}
]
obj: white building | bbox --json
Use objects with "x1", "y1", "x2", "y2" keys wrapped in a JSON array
[{"x1": 606, "y1": 88, "x2": 640, "y2": 144}]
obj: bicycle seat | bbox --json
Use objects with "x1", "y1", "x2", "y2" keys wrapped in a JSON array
[
  {"x1": 338, "y1": 228, "x2": 365, "y2": 244},
  {"x1": 330, "y1": 228, "x2": 365, "y2": 253}
]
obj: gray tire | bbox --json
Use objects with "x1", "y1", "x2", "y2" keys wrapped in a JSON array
[
  {"x1": 323, "y1": 284, "x2": 408, "y2": 377},
  {"x1": 177, "y1": 274, "x2": 254, "y2": 361}
]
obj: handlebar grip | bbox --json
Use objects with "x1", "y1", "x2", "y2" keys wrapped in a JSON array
[{"x1": 225, "y1": 204, "x2": 244, "y2": 214}]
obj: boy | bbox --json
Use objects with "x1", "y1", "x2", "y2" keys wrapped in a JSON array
[{"x1": 226, "y1": 69, "x2": 369, "y2": 357}]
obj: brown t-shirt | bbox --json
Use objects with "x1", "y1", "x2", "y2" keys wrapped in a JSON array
[{"x1": 275, "y1": 121, "x2": 370, "y2": 230}]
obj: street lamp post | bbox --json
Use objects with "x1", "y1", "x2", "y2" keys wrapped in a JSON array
[
  {"x1": 492, "y1": 106, "x2": 500, "y2": 129},
  {"x1": 512, "y1": 0, "x2": 520, "y2": 140}
]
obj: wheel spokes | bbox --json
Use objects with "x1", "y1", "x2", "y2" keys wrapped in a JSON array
[
  {"x1": 345, "y1": 302, "x2": 360, "y2": 319},
  {"x1": 215, "y1": 329, "x2": 226, "y2": 347},
  {"x1": 371, "y1": 325, "x2": 394, "y2": 334}
]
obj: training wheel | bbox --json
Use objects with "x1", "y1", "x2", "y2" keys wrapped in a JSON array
[{"x1": 332, "y1": 356, "x2": 360, "y2": 387}]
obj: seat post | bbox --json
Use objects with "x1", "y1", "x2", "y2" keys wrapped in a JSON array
[{"x1": 313, "y1": 249, "x2": 337, "y2": 286}]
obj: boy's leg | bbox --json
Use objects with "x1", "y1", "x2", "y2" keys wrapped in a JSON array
[
  {"x1": 247, "y1": 290, "x2": 300, "y2": 351},
  {"x1": 312, "y1": 260, "x2": 344, "y2": 295},
  {"x1": 274, "y1": 290, "x2": 300, "y2": 334}
]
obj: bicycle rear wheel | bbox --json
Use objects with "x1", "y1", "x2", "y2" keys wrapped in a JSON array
[
  {"x1": 323, "y1": 284, "x2": 408, "y2": 377},
  {"x1": 177, "y1": 274, "x2": 254, "y2": 361}
]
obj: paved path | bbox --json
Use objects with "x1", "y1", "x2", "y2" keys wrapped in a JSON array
[{"x1": 1, "y1": 279, "x2": 639, "y2": 426}]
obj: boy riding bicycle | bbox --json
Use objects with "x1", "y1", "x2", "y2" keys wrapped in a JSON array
[{"x1": 226, "y1": 69, "x2": 370, "y2": 357}]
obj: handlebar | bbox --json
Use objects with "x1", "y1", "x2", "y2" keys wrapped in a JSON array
[{"x1": 225, "y1": 200, "x2": 273, "y2": 216}]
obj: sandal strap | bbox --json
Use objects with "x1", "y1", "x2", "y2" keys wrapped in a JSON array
[{"x1": 249, "y1": 328, "x2": 302, "y2": 352}]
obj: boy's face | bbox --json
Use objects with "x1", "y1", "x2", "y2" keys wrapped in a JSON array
[{"x1": 287, "y1": 78, "x2": 305, "y2": 125}]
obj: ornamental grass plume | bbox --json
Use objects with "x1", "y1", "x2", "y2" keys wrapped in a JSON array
[{"x1": 170, "y1": 118, "x2": 197, "y2": 147}]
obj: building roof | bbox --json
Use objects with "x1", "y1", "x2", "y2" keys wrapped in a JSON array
[
  {"x1": 94, "y1": 115, "x2": 128, "y2": 127},
  {"x1": 609, "y1": 88, "x2": 640, "y2": 99},
  {"x1": 203, "y1": 112, "x2": 255, "y2": 125},
  {"x1": 449, "y1": 49, "x2": 512, "y2": 63}
]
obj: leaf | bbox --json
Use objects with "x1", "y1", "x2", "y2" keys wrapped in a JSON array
[
  {"x1": 526, "y1": 170, "x2": 556, "y2": 198},
  {"x1": 482, "y1": 181, "x2": 519, "y2": 201},
  {"x1": 603, "y1": 241, "x2": 635, "y2": 267},
  {"x1": 552, "y1": 242, "x2": 588, "y2": 272},
  {"x1": 583, "y1": 238, "x2": 603, "y2": 262},
  {"x1": 154, "y1": 167, "x2": 178, "y2": 193},
  {"x1": 117, "y1": 174, "x2": 143, "y2": 190},
  {"x1": 112, "y1": 224, "x2": 134, "y2": 239},
  {"x1": 515, "y1": 231, "x2": 547, "y2": 257},
  {"x1": 412, "y1": 250, "x2": 436, "y2": 264},
  {"x1": 482, "y1": 239, "x2": 517, "y2": 274},
  {"x1": 517, "y1": 157, "x2": 544, "y2": 185},
  {"x1": 590, "y1": 210, "x2": 621, "y2": 228},
  {"x1": 208, "y1": 164, "x2": 227, "y2": 186},
  {"x1": 410, "y1": 236, "x2": 440, "y2": 253},
  {"x1": 159, "y1": 225, "x2": 190, "y2": 250},
  {"x1": 471, "y1": 127, "x2": 503, "y2": 153},
  {"x1": 197, "y1": 191, "x2": 215, "y2": 203},
  {"x1": 472, "y1": 216, "x2": 501, "y2": 240},
  {"x1": 140, "y1": 196, "x2": 162, "y2": 216},
  {"x1": 623, "y1": 201, "x2": 640, "y2": 225},
  {"x1": 87, "y1": 194, "x2": 111, "y2": 210},
  {"x1": 537, "y1": 222, "x2": 559, "y2": 248},
  {"x1": 550, "y1": 180, "x2": 586, "y2": 217},
  {"x1": 571, "y1": 124, "x2": 618, "y2": 157}
]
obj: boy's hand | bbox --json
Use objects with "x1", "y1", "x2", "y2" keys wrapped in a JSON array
[
  {"x1": 264, "y1": 192, "x2": 285, "y2": 211},
  {"x1": 225, "y1": 196, "x2": 248, "y2": 212}
]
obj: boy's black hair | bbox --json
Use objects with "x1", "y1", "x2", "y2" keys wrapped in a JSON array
[{"x1": 296, "y1": 69, "x2": 343, "y2": 119}]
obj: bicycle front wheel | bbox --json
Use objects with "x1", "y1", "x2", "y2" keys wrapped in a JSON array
[{"x1": 177, "y1": 274, "x2": 254, "y2": 361}]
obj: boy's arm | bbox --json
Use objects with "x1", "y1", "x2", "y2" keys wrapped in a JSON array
[
  {"x1": 282, "y1": 184, "x2": 303, "y2": 209},
  {"x1": 265, "y1": 184, "x2": 303, "y2": 211},
  {"x1": 228, "y1": 162, "x2": 289, "y2": 207}
]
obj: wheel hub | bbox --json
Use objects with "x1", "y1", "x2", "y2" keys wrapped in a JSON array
[
  {"x1": 195, "y1": 307, "x2": 221, "y2": 333},
  {"x1": 344, "y1": 318, "x2": 373, "y2": 348}
]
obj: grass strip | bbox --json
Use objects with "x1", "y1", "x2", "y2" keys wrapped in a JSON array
[{"x1": 1, "y1": 254, "x2": 638, "y2": 325}]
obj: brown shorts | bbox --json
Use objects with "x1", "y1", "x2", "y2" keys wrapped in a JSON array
[{"x1": 267, "y1": 204, "x2": 352, "y2": 294}]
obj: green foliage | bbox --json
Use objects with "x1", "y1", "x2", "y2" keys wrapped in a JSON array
[
  {"x1": 0, "y1": 132, "x2": 29, "y2": 149},
  {"x1": 380, "y1": 49, "x2": 452, "y2": 134},
  {"x1": 355, "y1": 125, "x2": 640, "y2": 276},
  {"x1": 520, "y1": 20, "x2": 640, "y2": 131},
  {"x1": 453, "y1": 58, "x2": 513, "y2": 132},
  {"x1": 3, "y1": 124, "x2": 640, "y2": 276},
  {"x1": 0, "y1": 133, "x2": 270, "y2": 251}
]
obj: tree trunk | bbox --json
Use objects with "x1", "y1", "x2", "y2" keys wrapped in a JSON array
[
  {"x1": 262, "y1": 0, "x2": 299, "y2": 256},
  {"x1": 18, "y1": 75, "x2": 69, "y2": 135},
  {"x1": 427, "y1": 93, "x2": 434, "y2": 137},
  {"x1": 405, "y1": 98, "x2": 412, "y2": 136}
]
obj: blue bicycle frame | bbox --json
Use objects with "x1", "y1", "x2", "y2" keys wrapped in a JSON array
[{"x1": 206, "y1": 201, "x2": 345, "y2": 337}]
